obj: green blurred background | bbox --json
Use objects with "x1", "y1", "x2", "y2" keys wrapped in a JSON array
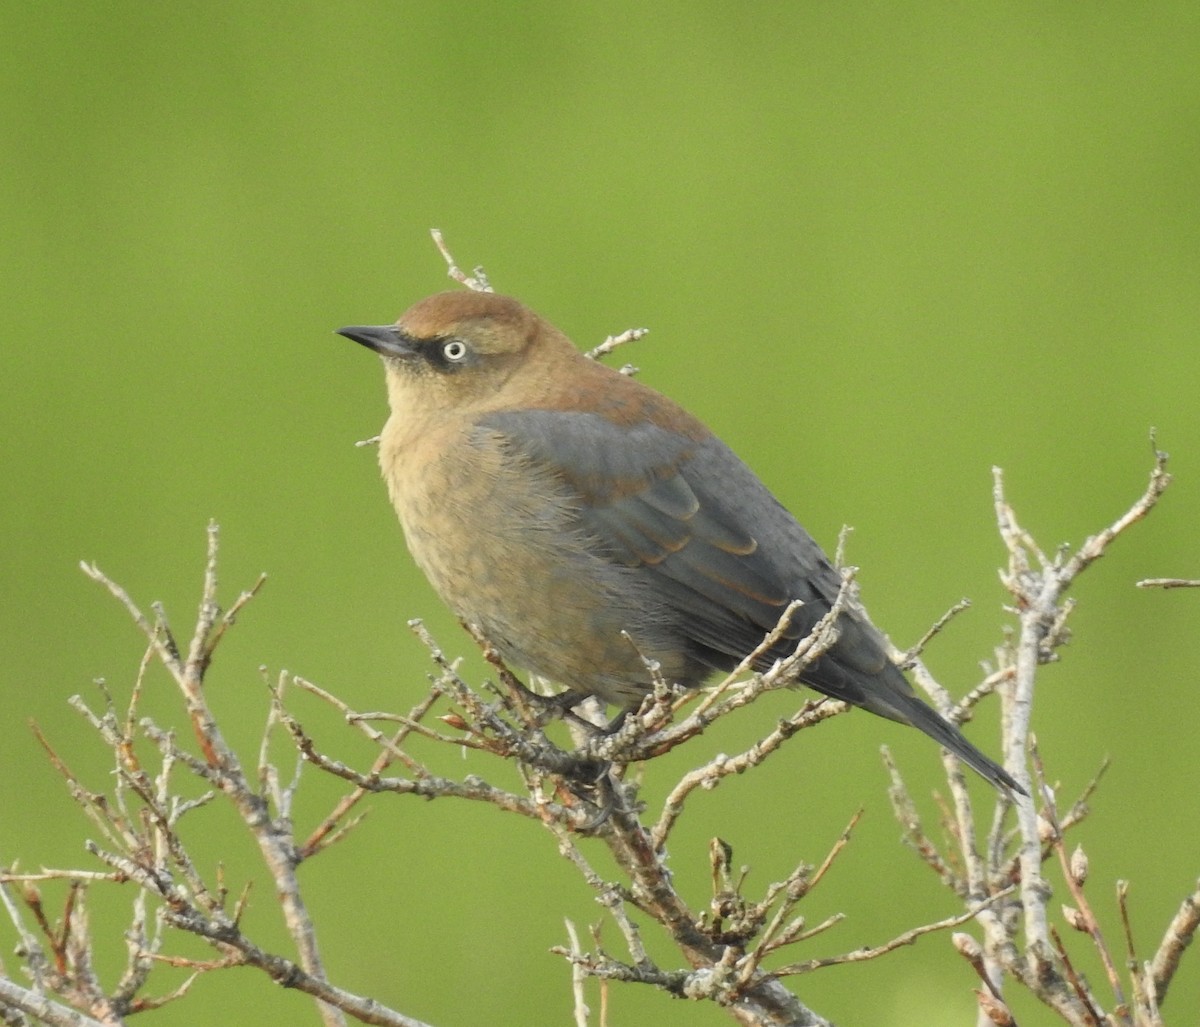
[{"x1": 4, "y1": 4, "x2": 1199, "y2": 1025}]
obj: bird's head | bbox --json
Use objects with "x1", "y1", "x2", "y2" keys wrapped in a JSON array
[{"x1": 337, "y1": 291, "x2": 574, "y2": 414}]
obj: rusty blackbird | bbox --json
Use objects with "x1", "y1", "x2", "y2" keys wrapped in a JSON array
[{"x1": 337, "y1": 291, "x2": 1019, "y2": 794}]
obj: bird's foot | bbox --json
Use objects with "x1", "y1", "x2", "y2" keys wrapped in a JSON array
[{"x1": 563, "y1": 762, "x2": 623, "y2": 834}]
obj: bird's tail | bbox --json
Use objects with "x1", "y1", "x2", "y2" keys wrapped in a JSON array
[
  {"x1": 811, "y1": 654, "x2": 1025, "y2": 796},
  {"x1": 887, "y1": 686, "x2": 1025, "y2": 797}
]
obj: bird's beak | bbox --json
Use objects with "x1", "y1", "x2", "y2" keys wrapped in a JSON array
[{"x1": 335, "y1": 325, "x2": 416, "y2": 359}]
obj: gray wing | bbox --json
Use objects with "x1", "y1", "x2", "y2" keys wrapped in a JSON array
[
  {"x1": 479, "y1": 409, "x2": 894, "y2": 689},
  {"x1": 479, "y1": 407, "x2": 1023, "y2": 794}
]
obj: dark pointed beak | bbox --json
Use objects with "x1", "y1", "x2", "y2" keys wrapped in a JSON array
[{"x1": 335, "y1": 325, "x2": 416, "y2": 359}]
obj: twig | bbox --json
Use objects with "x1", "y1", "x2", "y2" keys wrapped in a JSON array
[
  {"x1": 882, "y1": 748, "x2": 962, "y2": 893},
  {"x1": 429, "y1": 229, "x2": 491, "y2": 292},
  {"x1": 773, "y1": 888, "x2": 1017, "y2": 976},
  {"x1": 0, "y1": 977, "x2": 112, "y2": 1027},
  {"x1": 1150, "y1": 880, "x2": 1200, "y2": 1003},
  {"x1": 1034, "y1": 748, "x2": 1123, "y2": 1010},
  {"x1": 904, "y1": 597, "x2": 972, "y2": 663},
  {"x1": 1135, "y1": 578, "x2": 1200, "y2": 589},
  {"x1": 650, "y1": 699, "x2": 843, "y2": 850},
  {"x1": 564, "y1": 919, "x2": 591, "y2": 1027},
  {"x1": 586, "y1": 327, "x2": 650, "y2": 362}
]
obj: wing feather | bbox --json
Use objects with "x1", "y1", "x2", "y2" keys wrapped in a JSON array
[{"x1": 479, "y1": 409, "x2": 821, "y2": 663}]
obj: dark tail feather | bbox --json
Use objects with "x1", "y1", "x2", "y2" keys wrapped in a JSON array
[
  {"x1": 893, "y1": 690, "x2": 1026, "y2": 797},
  {"x1": 810, "y1": 654, "x2": 1025, "y2": 796}
]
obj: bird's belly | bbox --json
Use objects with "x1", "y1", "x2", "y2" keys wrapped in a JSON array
[{"x1": 385, "y1": 444, "x2": 685, "y2": 705}]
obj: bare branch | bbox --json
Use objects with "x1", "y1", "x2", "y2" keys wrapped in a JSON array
[
  {"x1": 586, "y1": 327, "x2": 650, "y2": 362},
  {"x1": 1136, "y1": 577, "x2": 1200, "y2": 589},
  {"x1": 773, "y1": 888, "x2": 1017, "y2": 976},
  {"x1": 1150, "y1": 880, "x2": 1200, "y2": 1003},
  {"x1": 429, "y1": 229, "x2": 492, "y2": 292},
  {"x1": 0, "y1": 977, "x2": 112, "y2": 1027}
]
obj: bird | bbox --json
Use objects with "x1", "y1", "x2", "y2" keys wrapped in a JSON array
[{"x1": 336, "y1": 290, "x2": 1020, "y2": 795}]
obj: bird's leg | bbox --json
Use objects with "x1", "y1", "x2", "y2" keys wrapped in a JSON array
[
  {"x1": 559, "y1": 758, "x2": 646, "y2": 835},
  {"x1": 568, "y1": 772, "x2": 619, "y2": 834},
  {"x1": 531, "y1": 688, "x2": 622, "y2": 740},
  {"x1": 540, "y1": 697, "x2": 640, "y2": 833},
  {"x1": 603, "y1": 708, "x2": 629, "y2": 733},
  {"x1": 539, "y1": 687, "x2": 590, "y2": 717}
]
